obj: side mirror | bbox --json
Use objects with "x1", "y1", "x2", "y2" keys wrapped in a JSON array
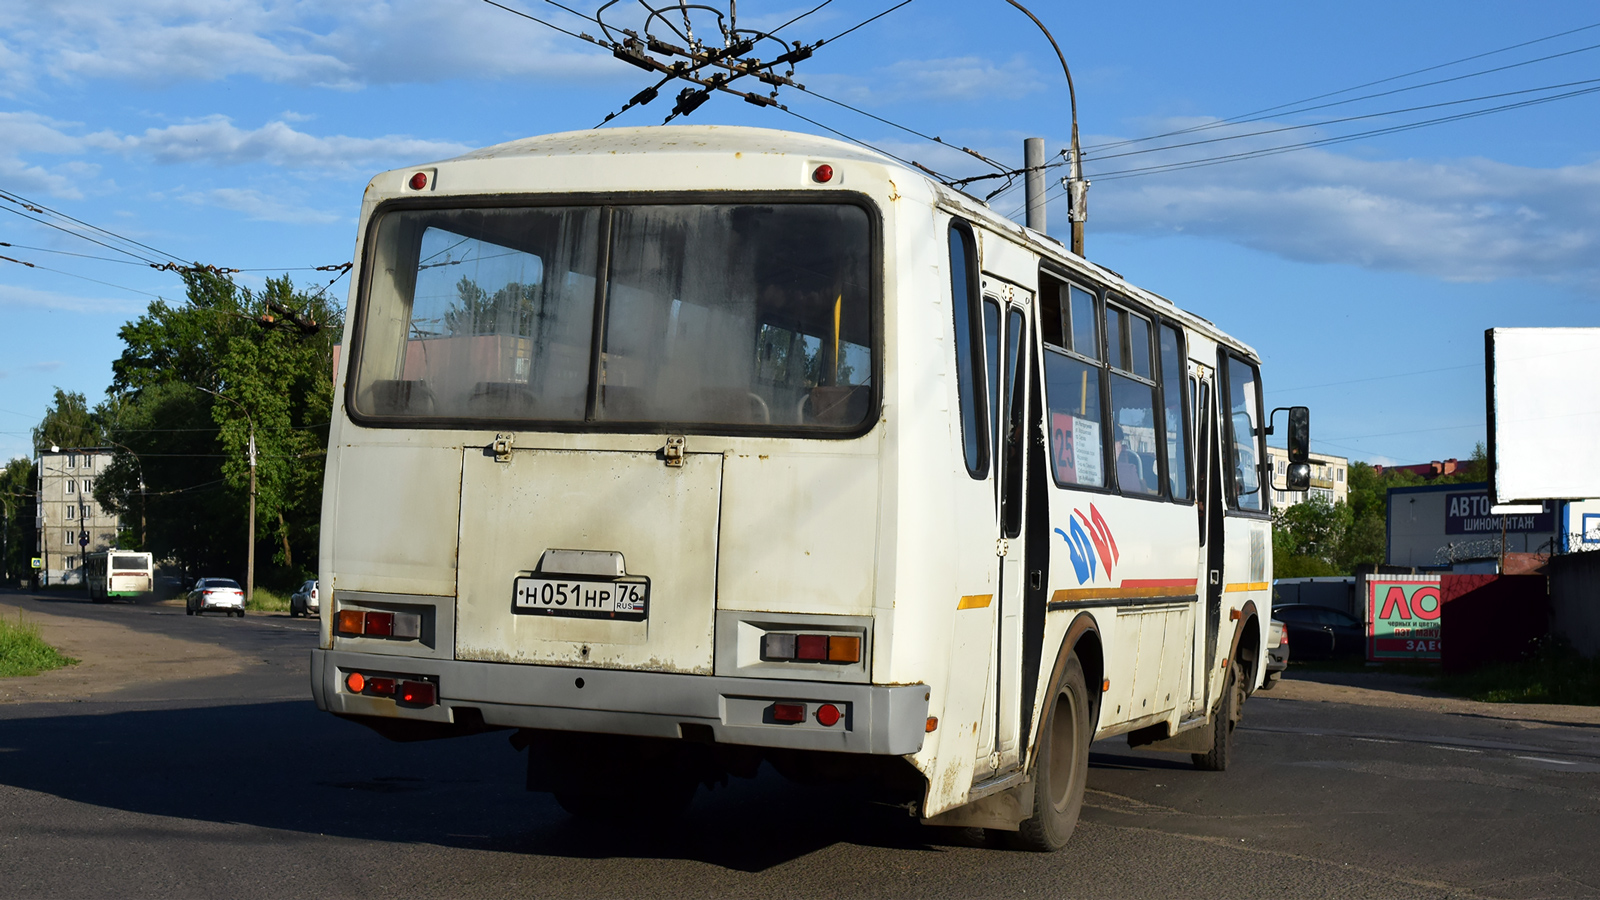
[
  {"x1": 1286, "y1": 462, "x2": 1311, "y2": 491},
  {"x1": 1287, "y1": 406, "x2": 1310, "y2": 464},
  {"x1": 1268, "y1": 405, "x2": 1312, "y2": 493}
]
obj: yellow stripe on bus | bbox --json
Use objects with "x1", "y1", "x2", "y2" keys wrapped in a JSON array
[
  {"x1": 1050, "y1": 585, "x2": 1195, "y2": 603},
  {"x1": 1223, "y1": 582, "x2": 1269, "y2": 593},
  {"x1": 957, "y1": 594, "x2": 993, "y2": 610}
]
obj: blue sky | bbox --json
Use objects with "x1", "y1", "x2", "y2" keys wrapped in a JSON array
[{"x1": 2, "y1": 0, "x2": 1598, "y2": 466}]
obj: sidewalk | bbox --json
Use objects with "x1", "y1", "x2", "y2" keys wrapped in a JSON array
[
  {"x1": 0, "y1": 593, "x2": 245, "y2": 704},
  {"x1": 1267, "y1": 668, "x2": 1600, "y2": 727}
]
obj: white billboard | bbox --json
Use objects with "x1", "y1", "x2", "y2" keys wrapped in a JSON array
[{"x1": 1487, "y1": 327, "x2": 1600, "y2": 503}]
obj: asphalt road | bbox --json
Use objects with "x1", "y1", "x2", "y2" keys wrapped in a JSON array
[{"x1": 3, "y1": 591, "x2": 1600, "y2": 899}]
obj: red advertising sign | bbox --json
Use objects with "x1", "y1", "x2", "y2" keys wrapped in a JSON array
[{"x1": 1366, "y1": 576, "x2": 1443, "y2": 661}]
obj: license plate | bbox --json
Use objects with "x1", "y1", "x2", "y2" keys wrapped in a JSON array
[{"x1": 512, "y1": 575, "x2": 649, "y2": 621}]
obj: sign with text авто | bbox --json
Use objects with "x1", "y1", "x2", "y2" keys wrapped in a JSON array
[{"x1": 1366, "y1": 576, "x2": 1443, "y2": 661}]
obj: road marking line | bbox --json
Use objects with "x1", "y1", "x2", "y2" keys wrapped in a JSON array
[
  {"x1": 1430, "y1": 745, "x2": 1481, "y2": 753},
  {"x1": 1353, "y1": 738, "x2": 1399, "y2": 744},
  {"x1": 1514, "y1": 755, "x2": 1577, "y2": 765}
]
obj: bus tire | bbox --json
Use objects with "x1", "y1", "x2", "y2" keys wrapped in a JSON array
[
  {"x1": 1006, "y1": 654, "x2": 1090, "y2": 852},
  {"x1": 1192, "y1": 665, "x2": 1240, "y2": 772}
]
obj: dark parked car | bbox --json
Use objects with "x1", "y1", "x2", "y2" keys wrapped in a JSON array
[{"x1": 1273, "y1": 603, "x2": 1365, "y2": 659}]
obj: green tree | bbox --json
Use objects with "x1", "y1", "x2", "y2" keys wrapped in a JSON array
[
  {"x1": 31, "y1": 389, "x2": 104, "y2": 455},
  {"x1": 93, "y1": 270, "x2": 342, "y2": 584},
  {"x1": 0, "y1": 457, "x2": 36, "y2": 584},
  {"x1": 1273, "y1": 493, "x2": 1353, "y2": 577}
]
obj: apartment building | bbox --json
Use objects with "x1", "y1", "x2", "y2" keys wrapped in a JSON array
[
  {"x1": 35, "y1": 447, "x2": 119, "y2": 586},
  {"x1": 1265, "y1": 447, "x2": 1349, "y2": 510}
]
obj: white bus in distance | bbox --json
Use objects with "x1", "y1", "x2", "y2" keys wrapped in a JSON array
[
  {"x1": 84, "y1": 550, "x2": 155, "y2": 603},
  {"x1": 311, "y1": 125, "x2": 1311, "y2": 851}
]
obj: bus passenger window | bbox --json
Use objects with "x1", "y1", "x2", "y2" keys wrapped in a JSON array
[
  {"x1": 1160, "y1": 324, "x2": 1190, "y2": 500},
  {"x1": 1106, "y1": 303, "x2": 1161, "y2": 497},
  {"x1": 1226, "y1": 356, "x2": 1265, "y2": 511},
  {"x1": 949, "y1": 222, "x2": 987, "y2": 478},
  {"x1": 1069, "y1": 285, "x2": 1098, "y2": 360},
  {"x1": 983, "y1": 298, "x2": 1002, "y2": 467},
  {"x1": 1043, "y1": 347, "x2": 1105, "y2": 488}
]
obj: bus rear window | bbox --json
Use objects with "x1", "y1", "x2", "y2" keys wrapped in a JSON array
[
  {"x1": 111, "y1": 555, "x2": 146, "y2": 570},
  {"x1": 351, "y1": 202, "x2": 874, "y2": 432}
]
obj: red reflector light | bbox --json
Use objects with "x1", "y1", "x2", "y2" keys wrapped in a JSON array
[
  {"x1": 812, "y1": 164, "x2": 834, "y2": 183},
  {"x1": 816, "y1": 703, "x2": 841, "y2": 727},
  {"x1": 796, "y1": 634, "x2": 828, "y2": 661},
  {"x1": 364, "y1": 611, "x2": 394, "y2": 636},
  {"x1": 345, "y1": 672, "x2": 365, "y2": 693},
  {"x1": 408, "y1": 171, "x2": 428, "y2": 190},
  {"x1": 336, "y1": 610, "x2": 364, "y2": 635},
  {"x1": 367, "y1": 676, "x2": 396, "y2": 696},
  {"x1": 772, "y1": 702, "x2": 806, "y2": 723},
  {"x1": 399, "y1": 680, "x2": 436, "y2": 705}
]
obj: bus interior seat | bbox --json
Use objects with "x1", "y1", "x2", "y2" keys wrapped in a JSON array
[
  {"x1": 802, "y1": 385, "x2": 869, "y2": 426},
  {"x1": 366, "y1": 379, "x2": 436, "y2": 416},
  {"x1": 468, "y1": 381, "x2": 540, "y2": 417}
]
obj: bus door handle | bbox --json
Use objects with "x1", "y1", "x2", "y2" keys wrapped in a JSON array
[{"x1": 1209, "y1": 570, "x2": 1220, "y2": 585}]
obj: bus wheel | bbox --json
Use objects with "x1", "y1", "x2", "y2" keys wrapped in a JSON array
[
  {"x1": 1005, "y1": 654, "x2": 1090, "y2": 852},
  {"x1": 1192, "y1": 665, "x2": 1241, "y2": 772}
]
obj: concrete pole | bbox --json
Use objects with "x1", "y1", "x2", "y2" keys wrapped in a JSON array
[{"x1": 1024, "y1": 137, "x2": 1047, "y2": 233}]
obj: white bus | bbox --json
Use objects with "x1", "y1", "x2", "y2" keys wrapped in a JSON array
[
  {"x1": 85, "y1": 550, "x2": 155, "y2": 602},
  {"x1": 312, "y1": 125, "x2": 1309, "y2": 850}
]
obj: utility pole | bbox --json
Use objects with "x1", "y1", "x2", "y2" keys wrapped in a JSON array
[
  {"x1": 247, "y1": 430, "x2": 256, "y2": 609},
  {"x1": 1024, "y1": 137, "x2": 1047, "y2": 233}
]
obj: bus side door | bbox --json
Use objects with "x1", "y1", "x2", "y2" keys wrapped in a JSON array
[{"x1": 974, "y1": 277, "x2": 1032, "y2": 775}]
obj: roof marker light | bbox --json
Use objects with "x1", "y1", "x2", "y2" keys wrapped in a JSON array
[
  {"x1": 408, "y1": 171, "x2": 429, "y2": 190},
  {"x1": 812, "y1": 164, "x2": 834, "y2": 183}
]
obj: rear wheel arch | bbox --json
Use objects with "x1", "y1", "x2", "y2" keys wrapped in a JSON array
[{"x1": 1029, "y1": 612, "x2": 1102, "y2": 767}]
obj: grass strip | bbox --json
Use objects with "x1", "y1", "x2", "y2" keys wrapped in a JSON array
[
  {"x1": 245, "y1": 587, "x2": 290, "y2": 612},
  {"x1": 0, "y1": 612, "x2": 79, "y2": 678}
]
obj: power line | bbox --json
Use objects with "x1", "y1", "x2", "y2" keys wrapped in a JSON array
[
  {"x1": 0, "y1": 252, "x2": 168, "y2": 299},
  {"x1": 1006, "y1": 78, "x2": 1600, "y2": 217},
  {"x1": 1266, "y1": 362, "x2": 1483, "y2": 395},
  {"x1": 1084, "y1": 75, "x2": 1600, "y2": 166},
  {"x1": 1083, "y1": 20, "x2": 1600, "y2": 156},
  {"x1": 0, "y1": 188, "x2": 187, "y2": 266},
  {"x1": 815, "y1": 0, "x2": 916, "y2": 46}
]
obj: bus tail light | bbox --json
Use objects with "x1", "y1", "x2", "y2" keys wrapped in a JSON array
[
  {"x1": 336, "y1": 610, "x2": 363, "y2": 635},
  {"x1": 760, "y1": 632, "x2": 862, "y2": 664},
  {"x1": 337, "y1": 609, "x2": 423, "y2": 640},
  {"x1": 771, "y1": 703, "x2": 806, "y2": 723},
  {"x1": 400, "y1": 681, "x2": 436, "y2": 706},
  {"x1": 815, "y1": 703, "x2": 841, "y2": 727},
  {"x1": 367, "y1": 676, "x2": 396, "y2": 696}
]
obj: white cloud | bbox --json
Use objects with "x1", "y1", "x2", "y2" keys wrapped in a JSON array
[
  {"x1": 0, "y1": 0, "x2": 624, "y2": 93},
  {"x1": 87, "y1": 116, "x2": 473, "y2": 171},
  {"x1": 0, "y1": 282, "x2": 141, "y2": 314},
  {"x1": 178, "y1": 187, "x2": 342, "y2": 225},
  {"x1": 1082, "y1": 124, "x2": 1600, "y2": 284},
  {"x1": 809, "y1": 55, "x2": 1046, "y2": 106}
]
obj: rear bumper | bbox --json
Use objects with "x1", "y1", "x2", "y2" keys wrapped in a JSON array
[{"x1": 311, "y1": 648, "x2": 928, "y2": 756}]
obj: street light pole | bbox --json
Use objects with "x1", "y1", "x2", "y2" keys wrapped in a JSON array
[
  {"x1": 194, "y1": 385, "x2": 257, "y2": 609},
  {"x1": 247, "y1": 430, "x2": 256, "y2": 608}
]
